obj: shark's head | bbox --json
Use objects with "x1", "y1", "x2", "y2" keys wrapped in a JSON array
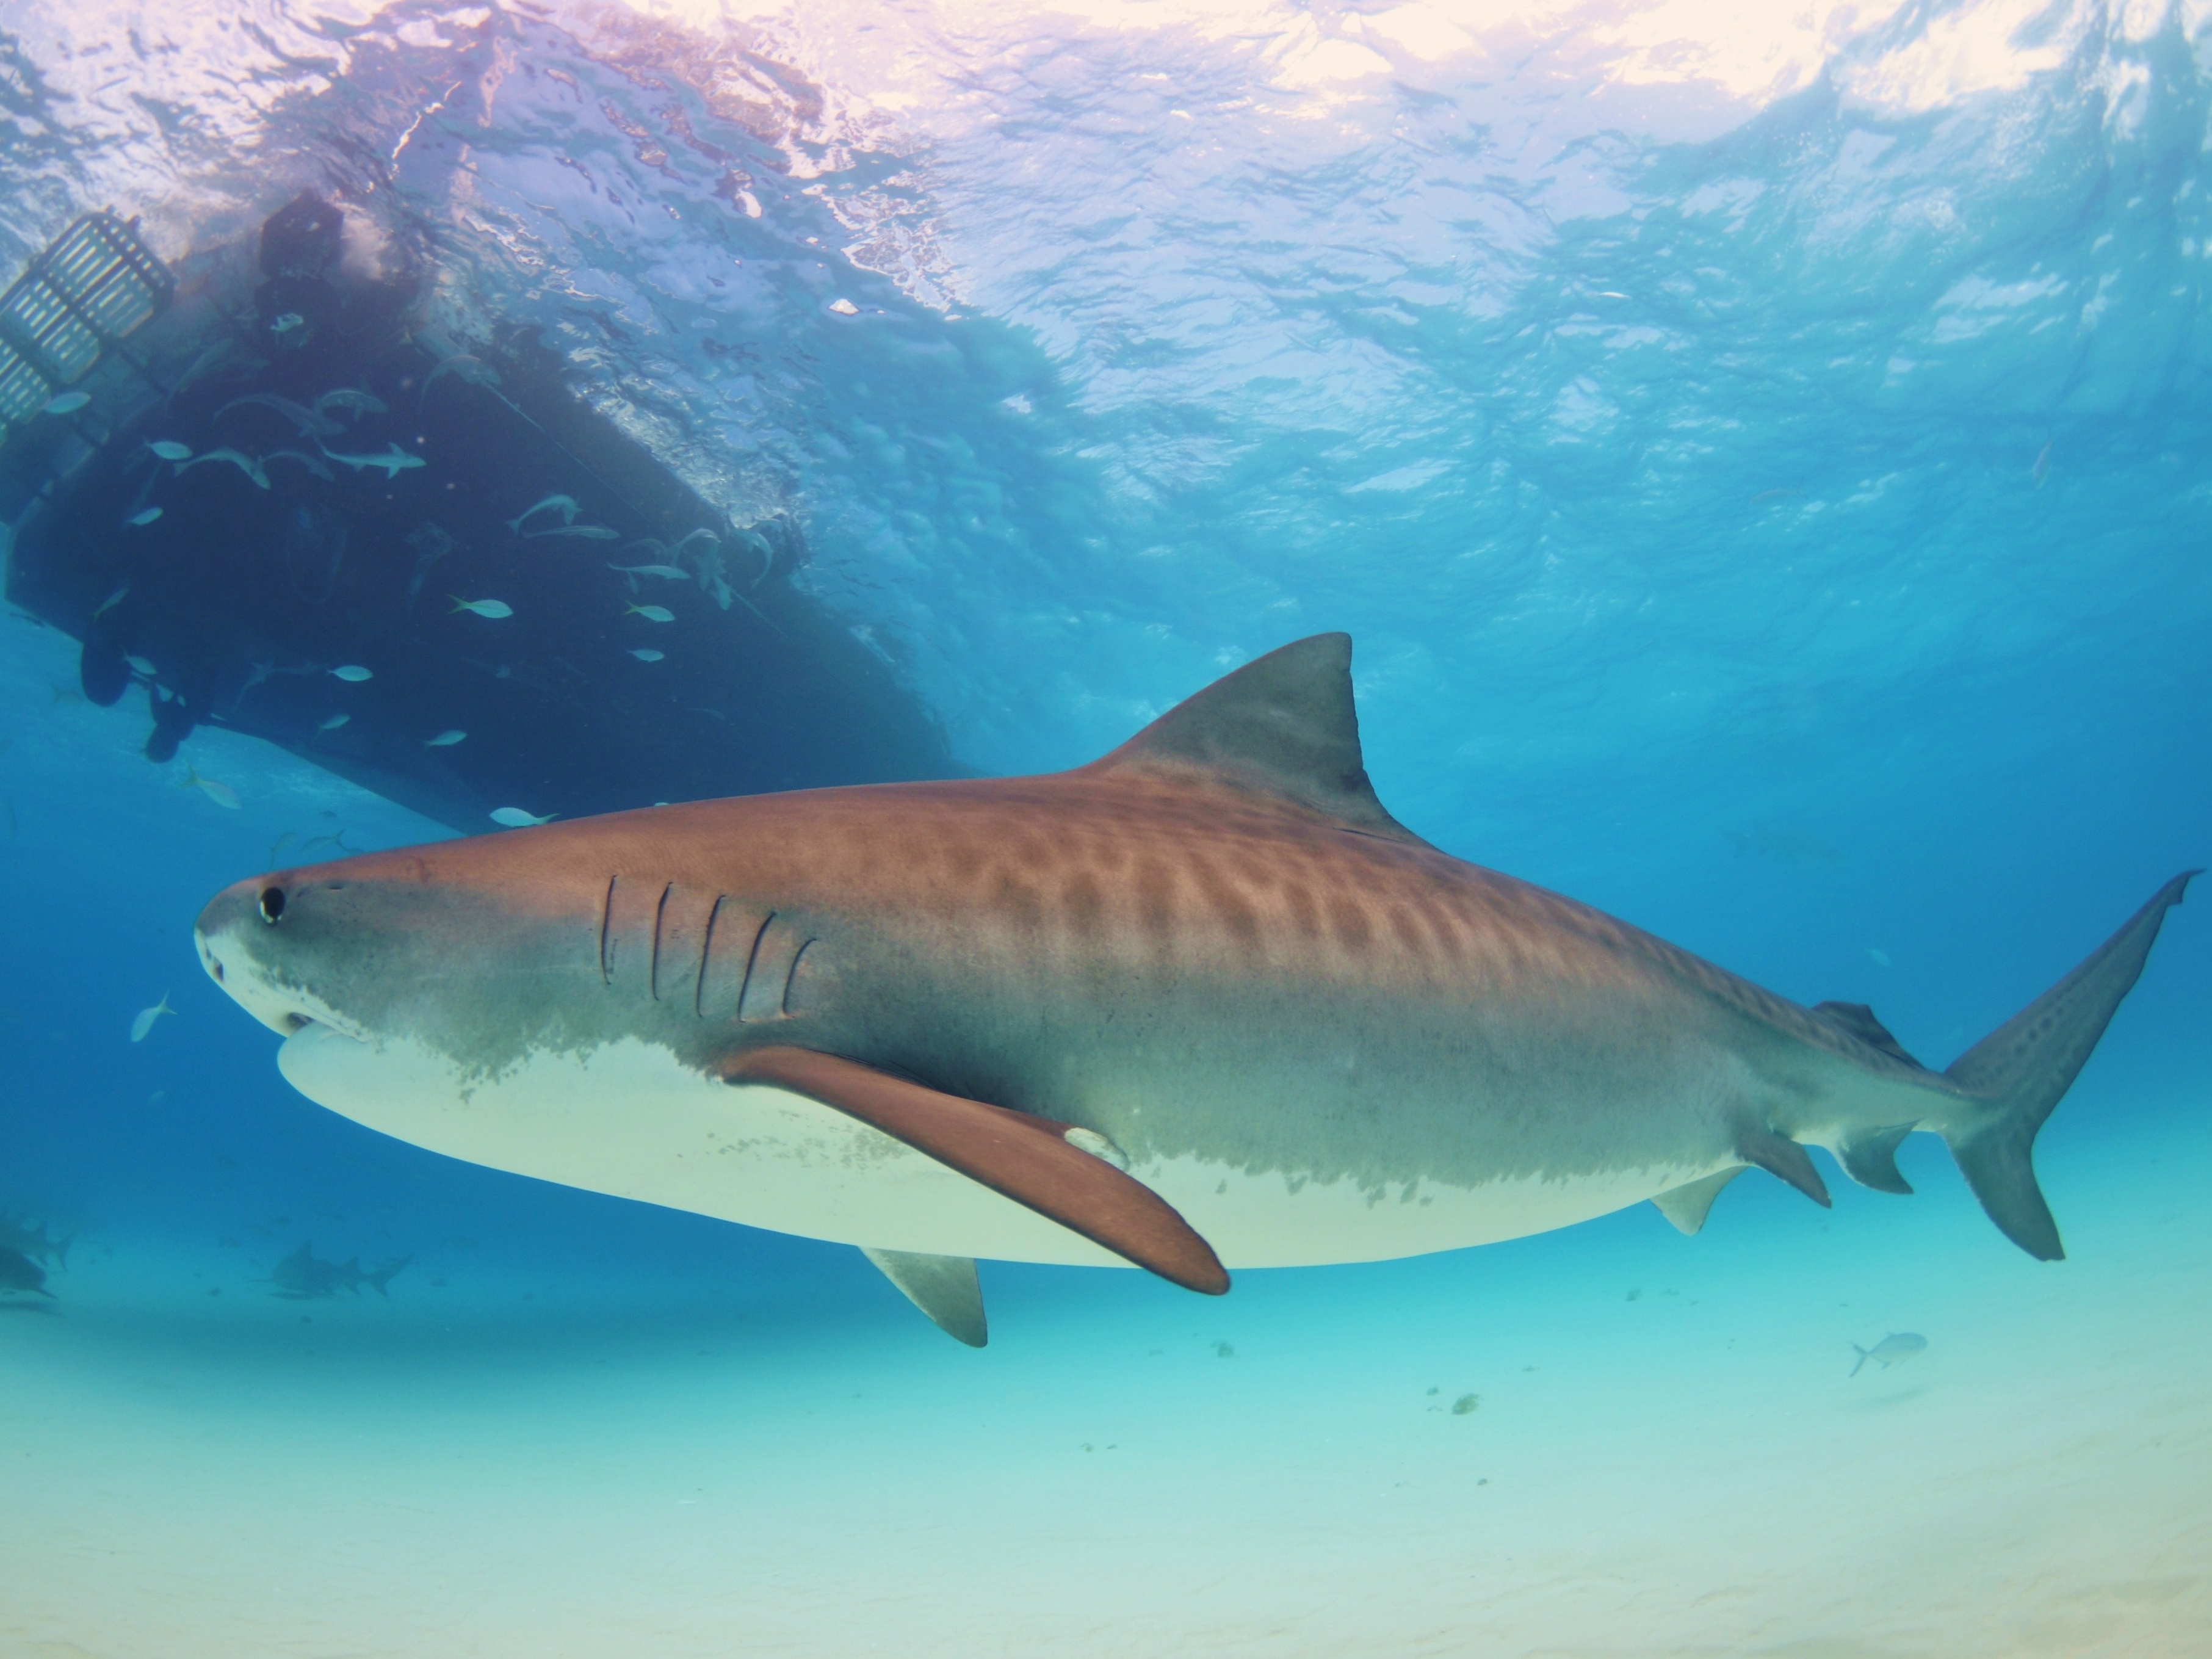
[{"x1": 193, "y1": 831, "x2": 618, "y2": 1070}]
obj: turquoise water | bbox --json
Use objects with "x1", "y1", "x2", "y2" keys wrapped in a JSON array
[{"x1": 2, "y1": 2, "x2": 2208, "y2": 1652}]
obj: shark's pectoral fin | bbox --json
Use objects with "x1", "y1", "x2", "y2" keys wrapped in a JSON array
[
  {"x1": 1738, "y1": 1126, "x2": 1831, "y2": 1207},
  {"x1": 1836, "y1": 1124, "x2": 1917, "y2": 1194},
  {"x1": 1651, "y1": 1167, "x2": 1743, "y2": 1235},
  {"x1": 721, "y1": 1046, "x2": 1230, "y2": 1295},
  {"x1": 864, "y1": 1248, "x2": 988, "y2": 1346}
]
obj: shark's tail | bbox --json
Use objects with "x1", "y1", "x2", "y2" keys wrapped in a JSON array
[
  {"x1": 366, "y1": 1255, "x2": 411, "y2": 1297},
  {"x1": 1941, "y1": 872, "x2": 2196, "y2": 1260}
]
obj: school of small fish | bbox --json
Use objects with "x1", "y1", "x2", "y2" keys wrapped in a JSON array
[{"x1": 89, "y1": 380, "x2": 765, "y2": 830}]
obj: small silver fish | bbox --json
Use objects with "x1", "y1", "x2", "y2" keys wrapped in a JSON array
[
  {"x1": 506, "y1": 494, "x2": 580, "y2": 532},
  {"x1": 322, "y1": 443, "x2": 424, "y2": 479},
  {"x1": 216, "y1": 393, "x2": 342, "y2": 436},
  {"x1": 450, "y1": 598, "x2": 513, "y2": 619},
  {"x1": 129, "y1": 993, "x2": 175, "y2": 1044},
  {"x1": 318, "y1": 714, "x2": 350, "y2": 732},
  {"x1": 41, "y1": 391, "x2": 90, "y2": 416},
  {"x1": 490, "y1": 806, "x2": 555, "y2": 828},
  {"x1": 425, "y1": 729, "x2": 466, "y2": 747},
  {"x1": 608, "y1": 563, "x2": 690, "y2": 580},
  {"x1": 176, "y1": 448, "x2": 272, "y2": 490},
  {"x1": 126, "y1": 655, "x2": 157, "y2": 676},
  {"x1": 670, "y1": 529, "x2": 721, "y2": 557},
  {"x1": 625, "y1": 604, "x2": 675, "y2": 623},
  {"x1": 147, "y1": 440, "x2": 192, "y2": 461},
  {"x1": 269, "y1": 311, "x2": 306, "y2": 334},
  {"x1": 2033, "y1": 441, "x2": 2053, "y2": 487},
  {"x1": 330, "y1": 665, "x2": 374, "y2": 683},
  {"x1": 313, "y1": 388, "x2": 388, "y2": 419},
  {"x1": 128, "y1": 507, "x2": 163, "y2": 527},
  {"x1": 183, "y1": 764, "x2": 241, "y2": 810},
  {"x1": 92, "y1": 584, "x2": 129, "y2": 621},
  {"x1": 526, "y1": 523, "x2": 619, "y2": 541},
  {"x1": 1849, "y1": 1332, "x2": 1927, "y2": 1377},
  {"x1": 629, "y1": 648, "x2": 665, "y2": 662}
]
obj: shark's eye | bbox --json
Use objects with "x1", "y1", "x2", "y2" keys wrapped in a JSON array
[{"x1": 259, "y1": 886, "x2": 287, "y2": 923}]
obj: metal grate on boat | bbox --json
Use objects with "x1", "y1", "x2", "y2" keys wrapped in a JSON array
[{"x1": 0, "y1": 211, "x2": 173, "y2": 436}]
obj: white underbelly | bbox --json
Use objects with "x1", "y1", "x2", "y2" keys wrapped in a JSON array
[{"x1": 276, "y1": 1025, "x2": 1699, "y2": 1268}]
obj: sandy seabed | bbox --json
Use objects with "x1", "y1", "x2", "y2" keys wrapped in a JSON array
[{"x1": 3, "y1": 1113, "x2": 2207, "y2": 1659}]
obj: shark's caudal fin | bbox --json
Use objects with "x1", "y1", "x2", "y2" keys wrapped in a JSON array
[
  {"x1": 366, "y1": 1255, "x2": 411, "y2": 1296},
  {"x1": 1942, "y1": 871, "x2": 2197, "y2": 1260}
]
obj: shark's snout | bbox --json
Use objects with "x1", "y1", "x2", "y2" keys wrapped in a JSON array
[{"x1": 196, "y1": 875, "x2": 323, "y2": 1037}]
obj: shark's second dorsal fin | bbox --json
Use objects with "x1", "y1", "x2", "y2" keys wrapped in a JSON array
[
  {"x1": 1812, "y1": 1000, "x2": 1923, "y2": 1069},
  {"x1": 1086, "y1": 633, "x2": 1422, "y2": 842}
]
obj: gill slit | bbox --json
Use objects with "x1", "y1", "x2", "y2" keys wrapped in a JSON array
[
  {"x1": 648, "y1": 882, "x2": 673, "y2": 1002},
  {"x1": 695, "y1": 895, "x2": 725, "y2": 1019},
  {"x1": 783, "y1": 937, "x2": 820, "y2": 1017},
  {"x1": 598, "y1": 875, "x2": 616, "y2": 985},
  {"x1": 736, "y1": 911, "x2": 775, "y2": 1017}
]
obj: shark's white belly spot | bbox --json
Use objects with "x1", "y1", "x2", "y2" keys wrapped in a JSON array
[{"x1": 278, "y1": 1025, "x2": 1705, "y2": 1268}]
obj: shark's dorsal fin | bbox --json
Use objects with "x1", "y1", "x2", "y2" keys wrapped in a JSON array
[
  {"x1": 1813, "y1": 1000, "x2": 1923, "y2": 1068},
  {"x1": 1086, "y1": 634, "x2": 1423, "y2": 843}
]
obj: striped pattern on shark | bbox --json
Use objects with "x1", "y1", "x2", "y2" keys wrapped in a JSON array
[{"x1": 193, "y1": 635, "x2": 2194, "y2": 1344}]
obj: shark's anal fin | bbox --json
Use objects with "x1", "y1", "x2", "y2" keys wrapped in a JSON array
[
  {"x1": 721, "y1": 1046, "x2": 1231, "y2": 1295},
  {"x1": 1812, "y1": 1001, "x2": 1924, "y2": 1069},
  {"x1": 863, "y1": 1248, "x2": 987, "y2": 1347},
  {"x1": 1651, "y1": 1167, "x2": 1743, "y2": 1235},
  {"x1": 1739, "y1": 1127, "x2": 1832, "y2": 1207},
  {"x1": 1836, "y1": 1124, "x2": 1917, "y2": 1194}
]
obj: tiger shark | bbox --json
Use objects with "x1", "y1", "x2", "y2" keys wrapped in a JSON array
[{"x1": 195, "y1": 635, "x2": 2193, "y2": 1345}]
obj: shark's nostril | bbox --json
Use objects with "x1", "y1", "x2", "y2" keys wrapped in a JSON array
[{"x1": 211, "y1": 960, "x2": 225, "y2": 983}]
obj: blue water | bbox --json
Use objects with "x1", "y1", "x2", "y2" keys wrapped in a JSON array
[{"x1": 3, "y1": 2, "x2": 2210, "y2": 1652}]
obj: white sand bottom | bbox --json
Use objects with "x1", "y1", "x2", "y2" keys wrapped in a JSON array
[{"x1": 2, "y1": 1123, "x2": 2207, "y2": 1658}]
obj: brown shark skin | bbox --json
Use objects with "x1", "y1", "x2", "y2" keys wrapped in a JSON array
[{"x1": 196, "y1": 760, "x2": 1965, "y2": 1204}]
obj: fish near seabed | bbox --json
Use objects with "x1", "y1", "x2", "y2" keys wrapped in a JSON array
[
  {"x1": 268, "y1": 1240, "x2": 410, "y2": 1299},
  {"x1": 1850, "y1": 1332, "x2": 1927, "y2": 1376},
  {"x1": 192, "y1": 636, "x2": 2197, "y2": 1348}
]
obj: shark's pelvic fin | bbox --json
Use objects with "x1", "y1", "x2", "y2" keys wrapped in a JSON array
[
  {"x1": 721, "y1": 1046, "x2": 1231, "y2": 1295},
  {"x1": 1651, "y1": 1167, "x2": 1743, "y2": 1235},
  {"x1": 1941, "y1": 870, "x2": 2197, "y2": 1260},
  {"x1": 1835, "y1": 1124, "x2": 1917, "y2": 1194},
  {"x1": 1083, "y1": 632, "x2": 1425, "y2": 845},
  {"x1": 1812, "y1": 1000, "x2": 1924, "y2": 1069},
  {"x1": 863, "y1": 1248, "x2": 987, "y2": 1347},
  {"x1": 1738, "y1": 1126, "x2": 1831, "y2": 1206}
]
